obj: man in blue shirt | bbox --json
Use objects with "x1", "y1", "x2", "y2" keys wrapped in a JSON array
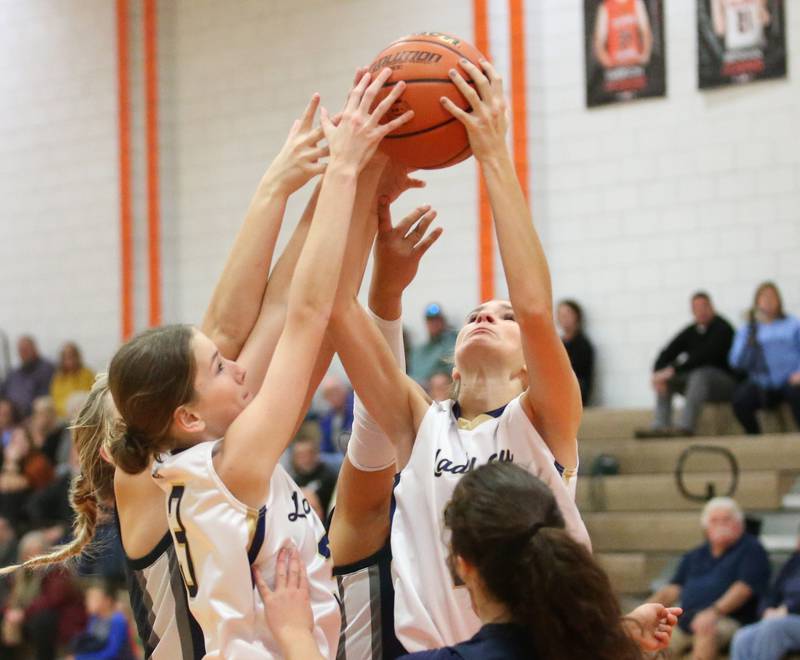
[
  {"x1": 0, "y1": 336, "x2": 55, "y2": 419},
  {"x1": 408, "y1": 303, "x2": 458, "y2": 386},
  {"x1": 730, "y1": 528, "x2": 800, "y2": 660},
  {"x1": 647, "y1": 497, "x2": 770, "y2": 659}
]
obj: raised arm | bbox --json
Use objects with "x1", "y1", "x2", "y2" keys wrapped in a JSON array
[
  {"x1": 218, "y1": 70, "x2": 413, "y2": 508},
  {"x1": 201, "y1": 96, "x2": 327, "y2": 359},
  {"x1": 443, "y1": 59, "x2": 581, "y2": 470}
]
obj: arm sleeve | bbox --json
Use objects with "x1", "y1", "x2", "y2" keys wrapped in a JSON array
[
  {"x1": 347, "y1": 310, "x2": 405, "y2": 472},
  {"x1": 654, "y1": 327, "x2": 690, "y2": 371},
  {"x1": 76, "y1": 613, "x2": 129, "y2": 660}
]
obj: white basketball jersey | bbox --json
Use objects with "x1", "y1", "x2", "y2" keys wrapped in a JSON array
[
  {"x1": 724, "y1": 0, "x2": 763, "y2": 50},
  {"x1": 152, "y1": 441, "x2": 340, "y2": 659},
  {"x1": 391, "y1": 396, "x2": 589, "y2": 653}
]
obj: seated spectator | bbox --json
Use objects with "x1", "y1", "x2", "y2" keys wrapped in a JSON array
[
  {"x1": 0, "y1": 428, "x2": 54, "y2": 527},
  {"x1": 70, "y1": 580, "x2": 133, "y2": 660},
  {"x1": 28, "y1": 396, "x2": 69, "y2": 468},
  {"x1": 1, "y1": 531, "x2": 86, "y2": 660},
  {"x1": 636, "y1": 292, "x2": 736, "y2": 438},
  {"x1": 557, "y1": 299, "x2": 595, "y2": 405},
  {"x1": 27, "y1": 440, "x2": 78, "y2": 531},
  {"x1": 0, "y1": 336, "x2": 55, "y2": 418},
  {"x1": 408, "y1": 303, "x2": 458, "y2": 384},
  {"x1": 648, "y1": 497, "x2": 771, "y2": 659},
  {"x1": 428, "y1": 372, "x2": 452, "y2": 402},
  {"x1": 288, "y1": 429, "x2": 338, "y2": 516},
  {"x1": 730, "y1": 524, "x2": 800, "y2": 660},
  {"x1": 729, "y1": 281, "x2": 800, "y2": 434},
  {"x1": 50, "y1": 342, "x2": 94, "y2": 420},
  {"x1": 318, "y1": 376, "x2": 353, "y2": 454},
  {"x1": 0, "y1": 399, "x2": 19, "y2": 449}
]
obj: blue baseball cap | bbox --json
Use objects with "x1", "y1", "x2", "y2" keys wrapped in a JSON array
[{"x1": 425, "y1": 303, "x2": 443, "y2": 318}]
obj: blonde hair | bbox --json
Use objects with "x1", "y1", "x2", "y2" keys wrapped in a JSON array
[{"x1": 0, "y1": 373, "x2": 116, "y2": 575}]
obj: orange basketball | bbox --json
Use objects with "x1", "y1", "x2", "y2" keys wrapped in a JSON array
[{"x1": 369, "y1": 32, "x2": 485, "y2": 170}]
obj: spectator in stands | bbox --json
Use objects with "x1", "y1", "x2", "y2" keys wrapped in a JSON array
[
  {"x1": 636, "y1": 292, "x2": 736, "y2": 438},
  {"x1": 730, "y1": 525, "x2": 800, "y2": 660},
  {"x1": 26, "y1": 440, "x2": 78, "y2": 532},
  {"x1": 0, "y1": 336, "x2": 55, "y2": 418},
  {"x1": 428, "y1": 372, "x2": 452, "y2": 402},
  {"x1": 28, "y1": 396, "x2": 69, "y2": 468},
  {"x1": 729, "y1": 281, "x2": 800, "y2": 434},
  {"x1": 408, "y1": 303, "x2": 458, "y2": 384},
  {"x1": 50, "y1": 342, "x2": 94, "y2": 420},
  {"x1": 70, "y1": 581, "x2": 133, "y2": 660},
  {"x1": 288, "y1": 430, "x2": 338, "y2": 516},
  {"x1": 318, "y1": 376, "x2": 353, "y2": 454},
  {"x1": 648, "y1": 497, "x2": 770, "y2": 660},
  {"x1": 557, "y1": 299, "x2": 595, "y2": 405},
  {"x1": 0, "y1": 399, "x2": 19, "y2": 449},
  {"x1": 0, "y1": 428, "x2": 54, "y2": 527},
  {"x1": 1, "y1": 531, "x2": 86, "y2": 660},
  {"x1": 0, "y1": 517, "x2": 17, "y2": 568}
]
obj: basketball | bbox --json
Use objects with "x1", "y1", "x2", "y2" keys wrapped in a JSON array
[{"x1": 368, "y1": 32, "x2": 486, "y2": 170}]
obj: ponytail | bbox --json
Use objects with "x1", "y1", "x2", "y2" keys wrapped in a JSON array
[{"x1": 0, "y1": 373, "x2": 116, "y2": 575}]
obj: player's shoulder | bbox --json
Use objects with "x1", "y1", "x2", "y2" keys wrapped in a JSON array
[{"x1": 152, "y1": 439, "x2": 219, "y2": 482}]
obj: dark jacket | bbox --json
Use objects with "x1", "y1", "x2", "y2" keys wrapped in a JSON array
[{"x1": 654, "y1": 315, "x2": 735, "y2": 374}]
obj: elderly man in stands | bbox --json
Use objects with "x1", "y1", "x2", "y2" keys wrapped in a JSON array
[
  {"x1": 0, "y1": 336, "x2": 55, "y2": 418},
  {"x1": 636, "y1": 292, "x2": 737, "y2": 438},
  {"x1": 647, "y1": 497, "x2": 770, "y2": 660},
  {"x1": 730, "y1": 525, "x2": 800, "y2": 660}
]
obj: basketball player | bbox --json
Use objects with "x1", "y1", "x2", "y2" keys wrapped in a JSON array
[
  {"x1": 0, "y1": 93, "x2": 340, "y2": 658},
  {"x1": 103, "y1": 68, "x2": 412, "y2": 660},
  {"x1": 322, "y1": 58, "x2": 591, "y2": 655},
  {"x1": 260, "y1": 466, "x2": 683, "y2": 660},
  {"x1": 711, "y1": 0, "x2": 771, "y2": 51},
  {"x1": 593, "y1": 0, "x2": 654, "y2": 69}
]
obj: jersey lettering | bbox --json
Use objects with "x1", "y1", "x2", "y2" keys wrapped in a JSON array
[
  {"x1": 287, "y1": 490, "x2": 312, "y2": 522},
  {"x1": 167, "y1": 486, "x2": 199, "y2": 598},
  {"x1": 433, "y1": 448, "x2": 514, "y2": 477}
]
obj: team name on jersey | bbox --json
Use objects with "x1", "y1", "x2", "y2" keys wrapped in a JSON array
[{"x1": 433, "y1": 447, "x2": 514, "y2": 477}]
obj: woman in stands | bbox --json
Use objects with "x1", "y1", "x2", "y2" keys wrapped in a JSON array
[{"x1": 730, "y1": 281, "x2": 800, "y2": 434}]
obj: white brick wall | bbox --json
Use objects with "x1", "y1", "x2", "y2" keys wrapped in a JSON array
[
  {"x1": 0, "y1": 0, "x2": 119, "y2": 374},
  {"x1": 1, "y1": 0, "x2": 798, "y2": 407}
]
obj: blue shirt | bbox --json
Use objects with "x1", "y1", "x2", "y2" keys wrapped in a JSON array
[
  {"x1": 75, "y1": 611, "x2": 132, "y2": 660},
  {"x1": 766, "y1": 552, "x2": 800, "y2": 615},
  {"x1": 672, "y1": 534, "x2": 770, "y2": 631},
  {"x1": 400, "y1": 623, "x2": 536, "y2": 660},
  {"x1": 729, "y1": 315, "x2": 800, "y2": 388}
]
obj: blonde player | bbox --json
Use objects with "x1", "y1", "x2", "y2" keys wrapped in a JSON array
[
  {"x1": 323, "y1": 58, "x2": 589, "y2": 655},
  {"x1": 103, "y1": 69, "x2": 412, "y2": 660},
  {"x1": 0, "y1": 94, "x2": 343, "y2": 658}
]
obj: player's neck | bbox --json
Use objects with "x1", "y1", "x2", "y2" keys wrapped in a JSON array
[{"x1": 457, "y1": 371, "x2": 522, "y2": 420}]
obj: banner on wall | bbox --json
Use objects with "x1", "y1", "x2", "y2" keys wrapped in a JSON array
[
  {"x1": 584, "y1": 0, "x2": 666, "y2": 107},
  {"x1": 698, "y1": 0, "x2": 787, "y2": 89}
]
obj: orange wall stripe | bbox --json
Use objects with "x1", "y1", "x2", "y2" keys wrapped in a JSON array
[
  {"x1": 473, "y1": 0, "x2": 494, "y2": 302},
  {"x1": 116, "y1": 0, "x2": 133, "y2": 340},
  {"x1": 508, "y1": 0, "x2": 529, "y2": 201},
  {"x1": 144, "y1": 0, "x2": 162, "y2": 326}
]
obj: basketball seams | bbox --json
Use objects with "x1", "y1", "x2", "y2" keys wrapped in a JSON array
[
  {"x1": 382, "y1": 37, "x2": 483, "y2": 65},
  {"x1": 383, "y1": 117, "x2": 458, "y2": 140}
]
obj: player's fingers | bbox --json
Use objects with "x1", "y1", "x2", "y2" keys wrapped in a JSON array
[
  {"x1": 345, "y1": 72, "x2": 371, "y2": 113},
  {"x1": 458, "y1": 58, "x2": 491, "y2": 101},
  {"x1": 440, "y1": 96, "x2": 471, "y2": 125},
  {"x1": 253, "y1": 568, "x2": 272, "y2": 604},
  {"x1": 396, "y1": 205, "x2": 431, "y2": 236},
  {"x1": 303, "y1": 125, "x2": 325, "y2": 147},
  {"x1": 379, "y1": 110, "x2": 414, "y2": 137},
  {"x1": 377, "y1": 196, "x2": 393, "y2": 233},
  {"x1": 299, "y1": 93, "x2": 321, "y2": 132},
  {"x1": 288, "y1": 548, "x2": 302, "y2": 589},
  {"x1": 413, "y1": 226, "x2": 443, "y2": 257},
  {"x1": 406, "y1": 177, "x2": 426, "y2": 189},
  {"x1": 449, "y1": 67, "x2": 482, "y2": 110},
  {"x1": 274, "y1": 547, "x2": 289, "y2": 589},
  {"x1": 371, "y1": 80, "x2": 406, "y2": 121},
  {"x1": 305, "y1": 145, "x2": 330, "y2": 162},
  {"x1": 479, "y1": 58, "x2": 503, "y2": 95},
  {"x1": 407, "y1": 210, "x2": 437, "y2": 240},
  {"x1": 361, "y1": 67, "x2": 392, "y2": 114},
  {"x1": 353, "y1": 66, "x2": 369, "y2": 87}
]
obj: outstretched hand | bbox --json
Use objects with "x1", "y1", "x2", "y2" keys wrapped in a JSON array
[
  {"x1": 371, "y1": 200, "x2": 442, "y2": 300},
  {"x1": 321, "y1": 68, "x2": 414, "y2": 173},
  {"x1": 267, "y1": 94, "x2": 328, "y2": 195},
  {"x1": 440, "y1": 58, "x2": 508, "y2": 162},
  {"x1": 625, "y1": 603, "x2": 683, "y2": 651}
]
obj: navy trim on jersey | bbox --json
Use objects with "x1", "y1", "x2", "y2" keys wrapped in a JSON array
[
  {"x1": 451, "y1": 401, "x2": 508, "y2": 420},
  {"x1": 247, "y1": 506, "x2": 267, "y2": 565},
  {"x1": 125, "y1": 532, "x2": 173, "y2": 571},
  {"x1": 332, "y1": 538, "x2": 392, "y2": 576}
]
